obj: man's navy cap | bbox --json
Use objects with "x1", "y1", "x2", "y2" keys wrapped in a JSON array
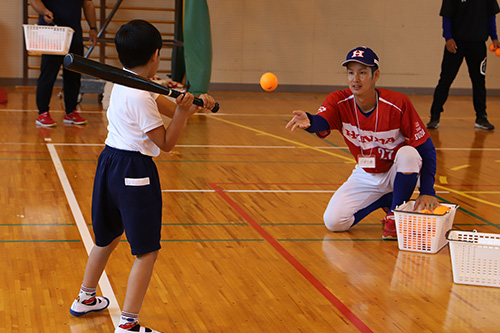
[{"x1": 341, "y1": 46, "x2": 379, "y2": 68}]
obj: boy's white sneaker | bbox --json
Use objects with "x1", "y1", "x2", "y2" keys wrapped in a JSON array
[
  {"x1": 115, "y1": 323, "x2": 163, "y2": 333},
  {"x1": 69, "y1": 296, "x2": 110, "y2": 317}
]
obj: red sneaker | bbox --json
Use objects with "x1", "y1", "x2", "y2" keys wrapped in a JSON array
[
  {"x1": 382, "y1": 212, "x2": 397, "y2": 240},
  {"x1": 35, "y1": 111, "x2": 57, "y2": 127},
  {"x1": 64, "y1": 111, "x2": 87, "y2": 125}
]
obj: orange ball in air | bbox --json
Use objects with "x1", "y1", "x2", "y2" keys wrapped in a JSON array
[
  {"x1": 260, "y1": 72, "x2": 278, "y2": 91},
  {"x1": 496, "y1": 47, "x2": 500, "y2": 57}
]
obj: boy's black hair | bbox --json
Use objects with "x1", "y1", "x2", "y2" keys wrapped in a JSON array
[{"x1": 115, "y1": 20, "x2": 162, "y2": 69}]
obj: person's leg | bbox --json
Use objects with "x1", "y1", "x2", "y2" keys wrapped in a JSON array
[
  {"x1": 70, "y1": 147, "x2": 123, "y2": 317},
  {"x1": 116, "y1": 250, "x2": 160, "y2": 332},
  {"x1": 382, "y1": 146, "x2": 422, "y2": 239},
  {"x1": 69, "y1": 237, "x2": 120, "y2": 317},
  {"x1": 428, "y1": 45, "x2": 464, "y2": 127},
  {"x1": 464, "y1": 42, "x2": 493, "y2": 129},
  {"x1": 115, "y1": 151, "x2": 163, "y2": 332},
  {"x1": 391, "y1": 172, "x2": 419, "y2": 211},
  {"x1": 464, "y1": 42, "x2": 487, "y2": 118},
  {"x1": 35, "y1": 54, "x2": 64, "y2": 126},
  {"x1": 62, "y1": 67, "x2": 82, "y2": 115},
  {"x1": 122, "y1": 250, "x2": 159, "y2": 313},
  {"x1": 82, "y1": 236, "x2": 122, "y2": 287},
  {"x1": 389, "y1": 145, "x2": 422, "y2": 209},
  {"x1": 353, "y1": 192, "x2": 393, "y2": 224},
  {"x1": 36, "y1": 54, "x2": 63, "y2": 114},
  {"x1": 62, "y1": 39, "x2": 87, "y2": 124},
  {"x1": 323, "y1": 166, "x2": 390, "y2": 231}
]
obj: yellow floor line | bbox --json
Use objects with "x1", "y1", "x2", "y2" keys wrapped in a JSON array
[
  {"x1": 211, "y1": 117, "x2": 355, "y2": 163},
  {"x1": 450, "y1": 164, "x2": 470, "y2": 171},
  {"x1": 435, "y1": 184, "x2": 500, "y2": 208},
  {"x1": 439, "y1": 176, "x2": 448, "y2": 184}
]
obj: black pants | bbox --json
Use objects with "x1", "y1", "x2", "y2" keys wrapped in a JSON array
[
  {"x1": 36, "y1": 37, "x2": 83, "y2": 115},
  {"x1": 430, "y1": 41, "x2": 487, "y2": 120}
]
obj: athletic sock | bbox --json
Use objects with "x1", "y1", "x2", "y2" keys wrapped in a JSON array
[
  {"x1": 77, "y1": 285, "x2": 97, "y2": 304},
  {"x1": 391, "y1": 172, "x2": 419, "y2": 211},
  {"x1": 119, "y1": 312, "x2": 139, "y2": 329}
]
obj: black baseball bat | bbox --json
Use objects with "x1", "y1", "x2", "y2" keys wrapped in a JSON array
[{"x1": 63, "y1": 53, "x2": 219, "y2": 113}]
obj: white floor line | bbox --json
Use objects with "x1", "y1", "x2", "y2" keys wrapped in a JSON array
[
  {"x1": 47, "y1": 143, "x2": 121, "y2": 327},
  {"x1": 0, "y1": 108, "x2": 105, "y2": 114}
]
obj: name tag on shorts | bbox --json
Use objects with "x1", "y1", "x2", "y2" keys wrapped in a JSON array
[
  {"x1": 358, "y1": 155, "x2": 376, "y2": 168},
  {"x1": 124, "y1": 177, "x2": 150, "y2": 186}
]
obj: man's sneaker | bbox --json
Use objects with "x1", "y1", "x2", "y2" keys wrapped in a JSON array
[
  {"x1": 426, "y1": 118, "x2": 440, "y2": 129},
  {"x1": 35, "y1": 111, "x2": 57, "y2": 127},
  {"x1": 382, "y1": 213, "x2": 397, "y2": 240},
  {"x1": 64, "y1": 111, "x2": 87, "y2": 125},
  {"x1": 115, "y1": 322, "x2": 163, "y2": 333},
  {"x1": 70, "y1": 296, "x2": 110, "y2": 317},
  {"x1": 475, "y1": 117, "x2": 495, "y2": 130}
]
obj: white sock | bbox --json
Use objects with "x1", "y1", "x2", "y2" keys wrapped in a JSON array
[
  {"x1": 119, "y1": 311, "x2": 139, "y2": 328},
  {"x1": 77, "y1": 285, "x2": 96, "y2": 303}
]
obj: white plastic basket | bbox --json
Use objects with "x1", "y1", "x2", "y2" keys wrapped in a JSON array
[
  {"x1": 393, "y1": 201, "x2": 458, "y2": 253},
  {"x1": 23, "y1": 24, "x2": 74, "y2": 55},
  {"x1": 447, "y1": 230, "x2": 500, "y2": 287}
]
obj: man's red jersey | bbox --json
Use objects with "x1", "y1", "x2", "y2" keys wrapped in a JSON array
[{"x1": 316, "y1": 88, "x2": 430, "y2": 173}]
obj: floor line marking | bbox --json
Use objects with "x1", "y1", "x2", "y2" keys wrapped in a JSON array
[
  {"x1": 162, "y1": 188, "x2": 450, "y2": 194},
  {"x1": 208, "y1": 182, "x2": 372, "y2": 333},
  {"x1": 3, "y1": 141, "x2": 500, "y2": 151},
  {"x1": 210, "y1": 117, "x2": 356, "y2": 163},
  {"x1": 435, "y1": 184, "x2": 500, "y2": 208},
  {"x1": 450, "y1": 164, "x2": 470, "y2": 171},
  {"x1": 47, "y1": 143, "x2": 121, "y2": 327}
]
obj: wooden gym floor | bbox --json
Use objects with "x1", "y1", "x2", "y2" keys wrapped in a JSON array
[{"x1": 0, "y1": 85, "x2": 499, "y2": 332}]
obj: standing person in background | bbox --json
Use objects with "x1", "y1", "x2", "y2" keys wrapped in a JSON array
[
  {"x1": 427, "y1": 0, "x2": 500, "y2": 130},
  {"x1": 286, "y1": 47, "x2": 439, "y2": 240},
  {"x1": 30, "y1": 0, "x2": 97, "y2": 127}
]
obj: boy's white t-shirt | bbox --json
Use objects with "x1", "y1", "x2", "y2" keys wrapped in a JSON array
[{"x1": 105, "y1": 82, "x2": 165, "y2": 157}]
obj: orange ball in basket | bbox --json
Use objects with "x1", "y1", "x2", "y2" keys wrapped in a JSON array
[
  {"x1": 419, "y1": 209, "x2": 433, "y2": 214},
  {"x1": 260, "y1": 72, "x2": 278, "y2": 91},
  {"x1": 489, "y1": 43, "x2": 496, "y2": 52},
  {"x1": 433, "y1": 205, "x2": 450, "y2": 215}
]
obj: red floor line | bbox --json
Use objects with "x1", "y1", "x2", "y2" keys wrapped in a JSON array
[{"x1": 208, "y1": 183, "x2": 373, "y2": 333}]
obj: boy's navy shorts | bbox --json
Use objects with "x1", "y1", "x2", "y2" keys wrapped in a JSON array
[{"x1": 92, "y1": 145, "x2": 162, "y2": 255}]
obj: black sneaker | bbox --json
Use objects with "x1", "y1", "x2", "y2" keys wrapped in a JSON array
[
  {"x1": 426, "y1": 118, "x2": 440, "y2": 129},
  {"x1": 475, "y1": 117, "x2": 495, "y2": 130}
]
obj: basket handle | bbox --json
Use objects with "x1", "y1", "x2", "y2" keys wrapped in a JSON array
[{"x1": 446, "y1": 229, "x2": 478, "y2": 243}]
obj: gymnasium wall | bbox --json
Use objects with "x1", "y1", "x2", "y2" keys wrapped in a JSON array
[{"x1": 2, "y1": 0, "x2": 500, "y2": 94}]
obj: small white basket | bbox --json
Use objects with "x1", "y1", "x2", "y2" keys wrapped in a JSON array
[
  {"x1": 23, "y1": 24, "x2": 74, "y2": 55},
  {"x1": 393, "y1": 201, "x2": 458, "y2": 254},
  {"x1": 447, "y1": 230, "x2": 500, "y2": 288}
]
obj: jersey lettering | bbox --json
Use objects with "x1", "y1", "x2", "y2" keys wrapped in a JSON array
[{"x1": 317, "y1": 88, "x2": 430, "y2": 173}]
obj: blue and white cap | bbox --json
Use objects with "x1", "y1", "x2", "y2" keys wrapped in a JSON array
[{"x1": 341, "y1": 46, "x2": 379, "y2": 69}]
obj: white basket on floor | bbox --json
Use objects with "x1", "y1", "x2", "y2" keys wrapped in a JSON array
[
  {"x1": 447, "y1": 230, "x2": 500, "y2": 288},
  {"x1": 23, "y1": 24, "x2": 74, "y2": 55},
  {"x1": 393, "y1": 201, "x2": 458, "y2": 254}
]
